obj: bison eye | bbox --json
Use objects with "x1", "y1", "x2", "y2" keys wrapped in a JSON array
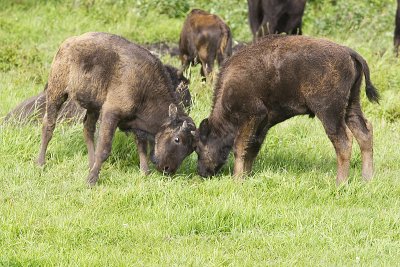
[{"x1": 174, "y1": 137, "x2": 180, "y2": 143}]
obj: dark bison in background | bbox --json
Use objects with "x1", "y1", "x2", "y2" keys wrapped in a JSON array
[
  {"x1": 179, "y1": 9, "x2": 232, "y2": 80},
  {"x1": 248, "y1": 0, "x2": 307, "y2": 42},
  {"x1": 4, "y1": 64, "x2": 191, "y2": 124},
  {"x1": 195, "y1": 35, "x2": 379, "y2": 185},
  {"x1": 36, "y1": 32, "x2": 196, "y2": 186},
  {"x1": 395, "y1": 0, "x2": 400, "y2": 55}
]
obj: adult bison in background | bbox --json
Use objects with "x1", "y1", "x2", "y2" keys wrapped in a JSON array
[
  {"x1": 395, "y1": 0, "x2": 400, "y2": 56},
  {"x1": 248, "y1": 0, "x2": 306, "y2": 42},
  {"x1": 4, "y1": 65, "x2": 191, "y2": 124},
  {"x1": 36, "y1": 32, "x2": 196, "y2": 186},
  {"x1": 179, "y1": 9, "x2": 232, "y2": 81},
  {"x1": 195, "y1": 35, "x2": 379, "y2": 185}
]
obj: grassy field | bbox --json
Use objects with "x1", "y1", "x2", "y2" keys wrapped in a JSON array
[{"x1": 1, "y1": 0, "x2": 400, "y2": 265}]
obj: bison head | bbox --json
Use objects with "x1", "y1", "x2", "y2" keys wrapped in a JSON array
[
  {"x1": 152, "y1": 104, "x2": 196, "y2": 174},
  {"x1": 195, "y1": 118, "x2": 232, "y2": 177}
]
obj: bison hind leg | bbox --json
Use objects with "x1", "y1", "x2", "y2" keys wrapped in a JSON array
[
  {"x1": 345, "y1": 104, "x2": 374, "y2": 181},
  {"x1": 317, "y1": 109, "x2": 353, "y2": 185},
  {"x1": 36, "y1": 93, "x2": 68, "y2": 166}
]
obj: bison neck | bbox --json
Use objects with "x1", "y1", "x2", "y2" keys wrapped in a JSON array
[
  {"x1": 119, "y1": 98, "x2": 186, "y2": 136},
  {"x1": 209, "y1": 109, "x2": 237, "y2": 147}
]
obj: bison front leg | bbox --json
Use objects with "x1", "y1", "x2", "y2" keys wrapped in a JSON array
[
  {"x1": 83, "y1": 110, "x2": 99, "y2": 169},
  {"x1": 233, "y1": 116, "x2": 266, "y2": 179},
  {"x1": 135, "y1": 135, "x2": 150, "y2": 175},
  {"x1": 87, "y1": 111, "x2": 118, "y2": 187}
]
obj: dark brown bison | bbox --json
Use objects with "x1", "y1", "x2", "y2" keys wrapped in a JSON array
[
  {"x1": 195, "y1": 35, "x2": 379, "y2": 185},
  {"x1": 395, "y1": 0, "x2": 400, "y2": 56},
  {"x1": 4, "y1": 65, "x2": 191, "y2": 124},
  {"x1": 248, "y1": 0, "x2": 307, "y2": 42},
  {"x1": 36, "y1": 32, "x2": 196, "y2": 186},
  {"x1": 179, "y1": 9, "x2": 232, "y2": 80}
]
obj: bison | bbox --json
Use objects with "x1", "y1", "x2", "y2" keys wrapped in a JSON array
[
  {"x1": 247, "y1": 0, "x2": 307, "y2": 42},
  {"x1": 179, "y1": 9, "x2": 232, "y2": 80},
  {"x1": 4, "y1": 65, "x2": 191, "y2": 124},
  {"x1": 395, "y1": 0, "x2": 400, "y2": 56},
  {"x1": 195, "y1": 35, "x2": 379, "y2": 185},
  {"x1": 36, "y1": 32, "x2": 196, "y2": 186}
]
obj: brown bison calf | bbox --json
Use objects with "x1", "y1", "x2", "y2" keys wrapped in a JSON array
[
  {"x1": 36, "y1": 32, "x2": 195, "y2": 186},
  {"x1": 248, "y1": 0, "x2": 307, "y2": 42},
  {"x1": 195, "y1": 35, "x2": 379, "y2": 185},
  {"x1": 179, "y1": 9, "x2": 232, "y2": 80}
]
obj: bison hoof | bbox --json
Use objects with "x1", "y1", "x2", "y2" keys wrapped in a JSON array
[
  {"x1": 335, "y1": 178, "x2": 348, "y2": 187},
  {"x1": 140, "y1": 168, "x2": 150, "y2": 176},
  {"x1": 362, "y1": 172, "x2": 373, "y2": 182},
  {"x1": 35, "y1": 157, "x2": 45, "y2": 167},
  {"x1": 87, "y1": 173, "x2": 99, "y2": 187}
]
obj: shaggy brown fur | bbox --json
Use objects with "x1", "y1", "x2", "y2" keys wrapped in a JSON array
[
  {"x1": 195, "y1": 35, "x2": 379, "y2": 185},
  {"x1": 36, "y1": 32, "x2": 195, "y2": 186},
  {"x1": 248, "y1": 0, "x2": 307, "y2": 42},
  {"x1": 179, "y1": 9, "x2": 232, "y2": 80}
]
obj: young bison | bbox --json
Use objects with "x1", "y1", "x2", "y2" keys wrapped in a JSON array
[
  {"x1": 195, "y1": 35, "x2": 379, "y2": 185},
  {"x1": 5, "y1": 65, "x2": 191, "y2": 124},
  {"x1": 247, "y1": 0, "x2": 307, "y2": 42},
  {"x1": 36, "y1": 32, "x2": 196, "y2": 186},
  {"x1": 179, "y1": 9, "x2": 232, "y2": 80}
]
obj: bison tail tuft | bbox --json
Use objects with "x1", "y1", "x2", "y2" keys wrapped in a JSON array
[
  {"x1": 349, "y1": 49, "x2": 380, "y2": 104},
  {"x1": 366, "y1": 83, "x2": 380, "y2": 104}
]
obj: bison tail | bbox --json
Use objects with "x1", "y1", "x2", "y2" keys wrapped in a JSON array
[{"x1": 349, "y1": 49, "x2": 380, "y2": 104}]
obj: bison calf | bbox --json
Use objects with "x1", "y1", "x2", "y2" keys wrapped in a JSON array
[
  {"x1": 248, "y1": 0, "x2": 307, "y2": 42},
  {"x1": 36, "y1": 32, "x2": 196, "y2": 186},
  {"x1": 195, "y1": 35, "x2": 379, "y2": 185},
  {"x1": 179, "y1": 9, "x2": 232, "y2": 80}
]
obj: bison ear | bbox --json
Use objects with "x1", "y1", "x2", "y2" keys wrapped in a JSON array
[
  {"x1": 168, "y1": 103, "x2": 178, "y2": 119},
  {"x1": 199, "y1": 118, "x2": 210, "y2": 141}
]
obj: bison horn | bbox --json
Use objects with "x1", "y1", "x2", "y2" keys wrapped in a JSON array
[
  {"x1": 169, "y1": 103, "x2": 178, "y2": 119},
  {"x1": 181, "y1": 120, "x2": 188, "y2": 131}
]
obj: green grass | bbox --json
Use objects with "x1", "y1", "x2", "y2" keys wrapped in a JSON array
[{"x1": 1, "y1": 0, "x2": 400, "y2": 265}]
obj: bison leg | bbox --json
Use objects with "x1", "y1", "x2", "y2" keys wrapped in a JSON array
[
  {"x1": 135, "y1": 134, "x2": 150, "y2": 175},
  {"x1": 247, "y1": 0, "x2": 263, "y2": 42},
  {"x1": 83, "y1": 110, "x2": 100, "y2": 169},
  {"x1": 198, "y1": 45, "x2": 215, "y2": 81},
  {"x1": 345, "y1": 107, "x2": 374, "y2": 181},
  {"x1": 233, "y1": 115, "x2": 266, "y2": 179},
  {"x1": 285, "y1": 14, "x2": 303, "y2": 35},
  {"x1": 258, "y1": 17, "x2": 277, "y2": 38},
  {"x1": 320, "y1": 117, "x2": 353, "y2": 185},
  {"x1": 87, "y1": 110, "x2": 118, "y2": 186},
  {"x1": 36, "y1": 93, "x2": 67, "y2": 166}
]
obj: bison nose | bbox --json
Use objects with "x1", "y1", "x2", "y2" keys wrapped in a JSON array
[
  {"x1": 162, "y1": 165, "x2": 176, "y2": 174},
  {"x1": 197, "y1": 165, "x2": 213, "y2": 178}
]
